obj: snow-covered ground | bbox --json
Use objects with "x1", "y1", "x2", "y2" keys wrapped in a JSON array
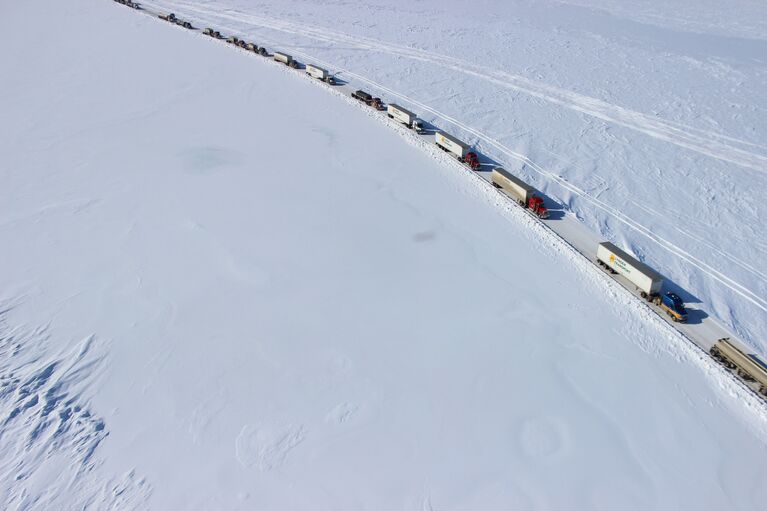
[
  {"x1": 2, "y1": 0, "x2": 767, "y2": 509},
  {"x1": 143, "y1": 0, "x2": 767, "y2": 353}
]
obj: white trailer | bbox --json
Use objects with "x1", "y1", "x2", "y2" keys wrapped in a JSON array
[
  {"x1": 274, "y1": 52, "x2": 293, "y2": 66},
  {"x1": 596, "y1": 242, "x2": 663, "y2": 298},
  {"x1": 306, "y1": 64, "x2": 329, "y2": 81},
  {"x1": 387, "y1": 104, "x2": 423, "y2": 132},
  {"x1": 435, "y1": 131, "x2": 470, "y2": 159},
  {"x1": 491, "y1": 168, "x2": 534, "y2": 205}
]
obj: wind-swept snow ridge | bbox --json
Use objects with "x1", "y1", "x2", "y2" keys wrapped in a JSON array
[{"x1": 0, "y1": 311, "x2": 151, "y2": 509}]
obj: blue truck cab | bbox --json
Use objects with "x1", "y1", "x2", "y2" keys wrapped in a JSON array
[{"x1": 659, "y1": 292, "x2": 687, "y2": 322}]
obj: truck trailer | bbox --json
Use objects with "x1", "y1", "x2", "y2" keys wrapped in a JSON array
[
  {"x1": 491, "y1": 168, "x2": 548, "y2": 218},
  {"x1": 435, "y1": 131, "x2": 480, "y2": 170},
  {"x1": 435, "y1": 131, "x2": 469, "y2": 158},
  {"x1": 596, "y1": 242, "x2": 663, "y2": 299},
  {"x1": 306, "y1": 64, "x2": 334, "y2": 83},
  {"x1": 274, "y1": 52, "x2": 298, "y2": 68},
  {"x1": 387, "y1": 104, "x2": 424, "y2": 133}
]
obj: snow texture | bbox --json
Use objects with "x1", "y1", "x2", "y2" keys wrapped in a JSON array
[{"x1": 1, "y1": 0, "x2": 767, "y2": 509}]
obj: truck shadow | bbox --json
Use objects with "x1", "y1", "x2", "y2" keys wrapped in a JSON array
[
  {"x1": 683, "y1": 308, "x2": 708, "y2": 325},
  {"x1": 663, "y1": 279, "x2": 704, "y2": 306}
]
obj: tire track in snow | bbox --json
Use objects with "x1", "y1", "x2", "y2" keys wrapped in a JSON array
[
  {"x1": 143, "y1": 1, "x2": 767, "y2": 314},
  {"x1": 154, "y1": 0, "x2": 767, "y2": 173}
]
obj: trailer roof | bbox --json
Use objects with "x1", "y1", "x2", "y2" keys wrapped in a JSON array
[
  {"x1": 306, "y1": 63, "x2": 327, "y2": 72},
  {"x1": 275, "y1": 51, "x2": 292, "y2": 58},
  {"x1": 388, "y1": 104, "x2": 416, "y2": 118},
  {"x1": 599, "y1": 242, "x2": 664, "y2": 282},
  {"x1": 492, "y1": 167, "x2": 535, "y2": 193},
  {"x1": 436, "y1": 131, "x2": 469, "y2": 150}
]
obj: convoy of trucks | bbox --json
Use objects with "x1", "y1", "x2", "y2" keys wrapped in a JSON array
[
  {"x1": 387, "y1": 104, "x2": 424, "y2": 133},
  {"x1": 114, "y1": 0, "x2": 767, "y2": 404},
  {"x1": 435, "y1": 131, "x2": 480, "y2": 170},
  {"x1": 491, "y1": 168, "x2": 549, "y2": 219}
]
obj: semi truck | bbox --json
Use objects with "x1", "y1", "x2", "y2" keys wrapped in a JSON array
[
  {"x1": 596, "y1": 242, "x2": 664, "y2": 300},
  {"x1": 160, "y1": 13, "x2": 192, "y2": 29},
  {"x1": 274, "y1": 52, "x2": 298, "y2": 68},
  {"x1": 435, "y1": 131, "x2": 480, "y2": 170},
  {"x1": 114, "y1": 0, "x2": 141, "y2": 8},
  {"x1": 387, "y1": 104, "x2": 424, "y2": 133},
  {"x1": 352, "y1": 90, "x2": 383, "y2": 109},
  {"x1": 491, "y1": 168, "x2": 549, "y2": 218},
  {"x1": 711, "y1": 338, "x2": 767, "y2": 396},
  {"x1": 306, "y1": 64, "x2": 335, "y2": 84},
  {"x1": 597, "y1": 242, "x2": 690, "y2": 321}
]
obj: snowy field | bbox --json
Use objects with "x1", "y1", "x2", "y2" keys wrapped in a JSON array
[
  {"x1": 143, "y1": 0, "x2": 767, "y2": 353},
  {"x1": 1, "y1": 0, "x2": 767, "y2": 509}
]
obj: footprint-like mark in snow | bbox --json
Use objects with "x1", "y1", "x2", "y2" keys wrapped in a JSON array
[{"x1": 235, "y1": 423, "x2": 306, "y2": 471}]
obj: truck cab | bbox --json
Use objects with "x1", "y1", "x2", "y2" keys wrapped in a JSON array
[
  {"x1": 528, "y1": 195, "x2": 549, "y2": 219},
  {"x1": 412, "y1": 119, "x2": 424, "y2": 133},
  {"x1": 659, "y1": 292, "x2": 687, "y2": 322}
]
